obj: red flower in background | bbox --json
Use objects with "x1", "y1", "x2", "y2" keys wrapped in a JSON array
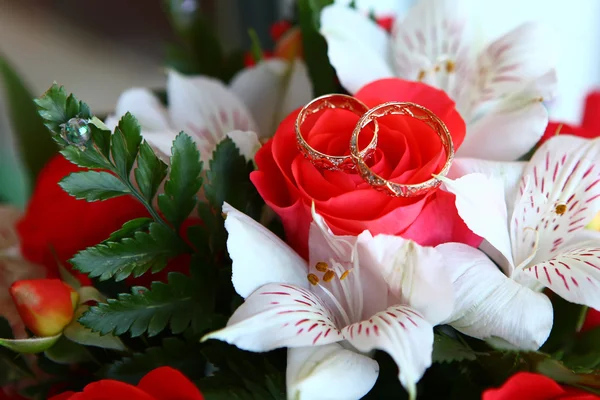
[
  {"x1": 540, "y1": 91, "x2": 600, "y2": 145},
  {"x1": 16, "y1": 155, "x2": 192, "y2": 287},
  {"x1": 252, "y1": 78, "x2": 481, "y2": 258},
  {"x1": 49, "y1": 367, "x2": 204, "y2": 400},
  {"x1": 483, "y1": 372, "x2": 599, "y2": 400}
]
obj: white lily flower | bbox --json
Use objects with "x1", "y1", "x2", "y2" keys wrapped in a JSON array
[
  {"x1": 438, "y1": 135, "x2": 600, "y2": 350},
  {"x1": 320, "y1": 0, "x2": 556, "y2": 161},
  {"x1": 106, "y1": 60, "x2": 312, "y2": 166},
  {"x1": 202, "y1": 203, "x2": 454, "y2": 400}
]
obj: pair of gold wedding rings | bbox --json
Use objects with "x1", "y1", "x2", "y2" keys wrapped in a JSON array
[{"x1": 295, "y1": 94, "x2": 455, "y2": 198}]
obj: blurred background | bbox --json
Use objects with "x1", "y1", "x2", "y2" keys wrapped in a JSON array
[
  {"x1": 1, "y1": 0, "x2": 598, "y2": 118},
  {"x1": 0, "y1": 0, "x2": 599, "y2": 205}
]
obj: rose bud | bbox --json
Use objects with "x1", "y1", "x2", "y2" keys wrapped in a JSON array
[{"x1": 9, "y1": 279, "x2": 79, "y2": 337}]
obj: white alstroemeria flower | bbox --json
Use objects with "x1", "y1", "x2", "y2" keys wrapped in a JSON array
[
  {"x1": 320, "y1": 0, "x2": 556, "y2": 161},
  {"x1": 0, "y1": 206, "x2": 44, "y2": 335},
  {"x1": 106, "y1": 60, "x2": 312, "y2": 166},
  {"x1": 203, "y1": 203, "x2": 454, "y2": 400},
  {"x1": 437, "y1": 135, "x2": 600, "y2": 350}
]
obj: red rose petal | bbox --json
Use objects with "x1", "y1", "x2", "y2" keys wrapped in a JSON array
[
  {"x1": 482, "y1": 372, "x2": 597, "y2": 400},
  {"x1": 137, "y1": 367, "x2": 204, "y2": 400},
  {"x1": 400, "y1": 190, "x2": 482, "y2": 247},
  {"x1": 582, "y1": 91, "x2": 600, "y2": 134},
  {"x1": 356, "y1": 78, "x2": 466, "y2": 149}
]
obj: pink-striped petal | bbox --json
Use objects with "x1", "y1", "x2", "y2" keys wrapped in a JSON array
[
  {"x1": 342, "y1": 305, "x2": 434, "y2": 399},
  {"x1": 512, "y1": 136, "x2": 600, "y2": 264},
  {"x1": 202, "y1": 283, "x2": 342, "y2": 352},
  {"x1": 474, "y1": 23, "x2": 554, "y2": 106},
  {"x1": 390, "y1": 0, "x2": 472, "y2": 104},
  {"x1": 519, "y1": 246, "x2": 600, "y2": 310}
]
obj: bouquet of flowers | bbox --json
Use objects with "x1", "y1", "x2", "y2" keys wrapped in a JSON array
[{"x1": 1, "y1": 0, "x2": 600, "y2": 399}]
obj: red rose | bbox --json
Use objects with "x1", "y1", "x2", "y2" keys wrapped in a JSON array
[
  {"x1": 483, "y1": 372, "x2": 599, "y2": 400},
  {"x1": 16, "y1": 155, "x2": 193, "y2": 286},
  {"x1": 251, "y1": 78, "x2": 481, "y2": 258},
  {"x1": 540, "y1": 91, "x2": 600, "y2": 145},
  {"x1": 49, "y1": 367, "x2": 204, "y2": 400}
]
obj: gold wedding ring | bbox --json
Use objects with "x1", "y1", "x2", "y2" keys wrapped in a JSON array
[
  {"x1": 350, "y1": 102, "x2": 455, "y2": 197},
  {"x1": 296, "y1": 94, "x2": 378, "y2": 171}
]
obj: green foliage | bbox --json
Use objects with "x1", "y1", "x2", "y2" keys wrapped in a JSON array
[
  {"x1": 432, "y1": 333, "x2": 478, "y2": 364},
  {"x1": 135, "y1": 142, "x2": 168, "y2": 202},
  {"x1": 71, "y1": 223, "x2": 187, "y2": 281},
  {"x1": 106, "y1": 218, "x2": 153, "y2": 243},
  {"x1": 0, "y1": 318, "x2": 32, "y2": 385},
  {"x1": 297, "y1": 0, "x2": 339, "y2": 96},
  {"x1": 104, "y1": 337, "x2": 205, "y2": 384},
  {"x1": 59, "y1": 171, "x2": 131, "y2": 201},
  {"x1": 163, "y1": 0, "x2": 244, "y2": 81},
  {"x1": 0, "y1": 54, "x2": 57, "y2": 205},
  {"x1": 79, "y1": 269, "x2": 220, "y2": 338},
  {"x1": 541, "y1": 295, "x2": 587, "y2": 354},
  {"x1": 112, "y1": 113, "x2": 143, "y2": 176},
  {"x1": 199, "y1": 344, "x2": 286, "y2": 400},
  {"x1": 158, "y1": 133, "x2": 203, "y2": 229},
  {"x1": 204, "y1": 138, "x2": 263, "y2": 220},
  {"x1": 35, "y1": 85, "x2": 91, "y2": 142},
  {"x1": 562, "y1": 327, "x2": 600, "y2": 371}
]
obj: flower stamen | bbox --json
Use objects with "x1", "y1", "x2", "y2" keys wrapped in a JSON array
[
  {"x1": 555, "y1": 203, "x2": 567, "y2": 215},
  {"x1": 323, "y1": 270, "x2": 335, "y2": 282},
  {"x1": 307, "y1": 273, "x2": 320, "y2": 285},
  {"x1": 340, "y1": 269, "x2": 353, "y2": 280},
  {"x1": 315, "y1": 262, "x2": 329, "y2": 272}
]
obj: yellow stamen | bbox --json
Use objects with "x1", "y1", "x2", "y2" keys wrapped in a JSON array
[
  {"x1": 445, "y1": 60, "x2": 455, "y2": 73},
  {"x1": 417, "y1": 69, "x2": 426, "y2": 81},
  {"x1": 323, "y1": 270, "x2": 335, "y2": 282},
  {"x1": 434, "y1": 65, "x2": 440, "y2": 72},
  {"x1": 307, "y1": 273, "x2": 319, "y2": 285},
  {"x1": 315, "y1": 262, "x2": 329, "y2": 272},
  {"x1": 555, "y1": 203, "x2": 567, "y2": 215},
  {"x1": 340, "y1": 269, "x2": 353, "y2": 281}
]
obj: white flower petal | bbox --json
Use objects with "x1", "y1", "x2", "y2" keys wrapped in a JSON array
[
  {"x1": 356, "y1": 232, "x2": 453, "y2": 324},
  {"x1": 475, "y1": 23, "x2": 555, "y2": 103},
  {"x1": 167, "y1": 70, "x2": 258, "y2": 152},
  {"x1": 458, "y1": 99, "x2": 549, "y2": 161},
  {"x1": 437, "y1": 243, "x2": 553, "y2": 350},
  {"x1": 320, "y1": 4, "x2": 394, "y2": 94},
  {"x1": 223, "y1": 203, "x2": 308, "y2": 298},
  {"x1": 390, "y1": 0, "x2": 473, "y2": 101},
  {"x1": 448, "y1": 158, "x2": 526, "y2": 219},
  {"x1": 229, "y1": 59, "x2": 313, "y2": 139},
  {"x1": 203, "y1": 283, "x2": 342, "y2": 351},
  {"x1": 138, "y1": 129, "x2": 180, "y2": 159},
  {"x1": 440, "y1": 173, "x2": 514, "y2": 274},
  {"x1": 112, "y1": 88, "x2": 171, "y2": 132},
  {"x1": 513, "y1": 135, "x2": 600, "y2": 264},
  {"x1": 224, "y1": 130, "x2": 261, "y2": 162},
  {"x1": 286, "y1": 343, "x2": 379, "y2": 400},
  {"x1": 343, "y1": 305, "x2": 433, "y2": 400},
  {"x1": 518, "y1": 246, "x2": 600, "y2": 310}
]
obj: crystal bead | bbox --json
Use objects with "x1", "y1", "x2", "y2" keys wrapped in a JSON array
[{"x1": 61, "y1": 118, "x2": 91, "y2": 146}]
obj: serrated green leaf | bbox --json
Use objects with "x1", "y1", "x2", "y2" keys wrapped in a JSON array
[
  {"x1": 111, "y1": 113, "x2": 142, "y2": 177},
  {"x1": 103, "y1": 337, "x2": 205, "y2": 384},
  {"x1": 78, "y1": 272, "x2": 218, "y2": 338},
  {"x1": 158, "y1": 133, "x2": 203, "y2": 229},
  {"x1": 59, "y1": 170, "x2": 130, "y2": 201},
  {"x1": 34, "y1": 83, "x2": 91, "y2": 137},
  {"x1": 134, "y1": 141, "x2": 168, "y2": 202},
  {"x1": 204, "y1": 138, "x2": 263, "y2": 220},
  {"x1": 70, "y1": 222, "x2": 186, "y2": 281},
  {"x1": 34, "y1": 84, "x2": 68, "y2": 135},
  {"x1": 0, "y1": 54, "x2": 57, "y2": 203},
  {"x1": 432, "y1": 333, "x2": 478, "y2": 363},
  {"x1": 106, "y1": 218, "x2": 153, "y2": 243},
  {"x1": 59, "y1": 145, "x2": 113, "y2": 171},
  {"x1": 297, "y1": 0, "x2": 338, "y2": 96}
]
